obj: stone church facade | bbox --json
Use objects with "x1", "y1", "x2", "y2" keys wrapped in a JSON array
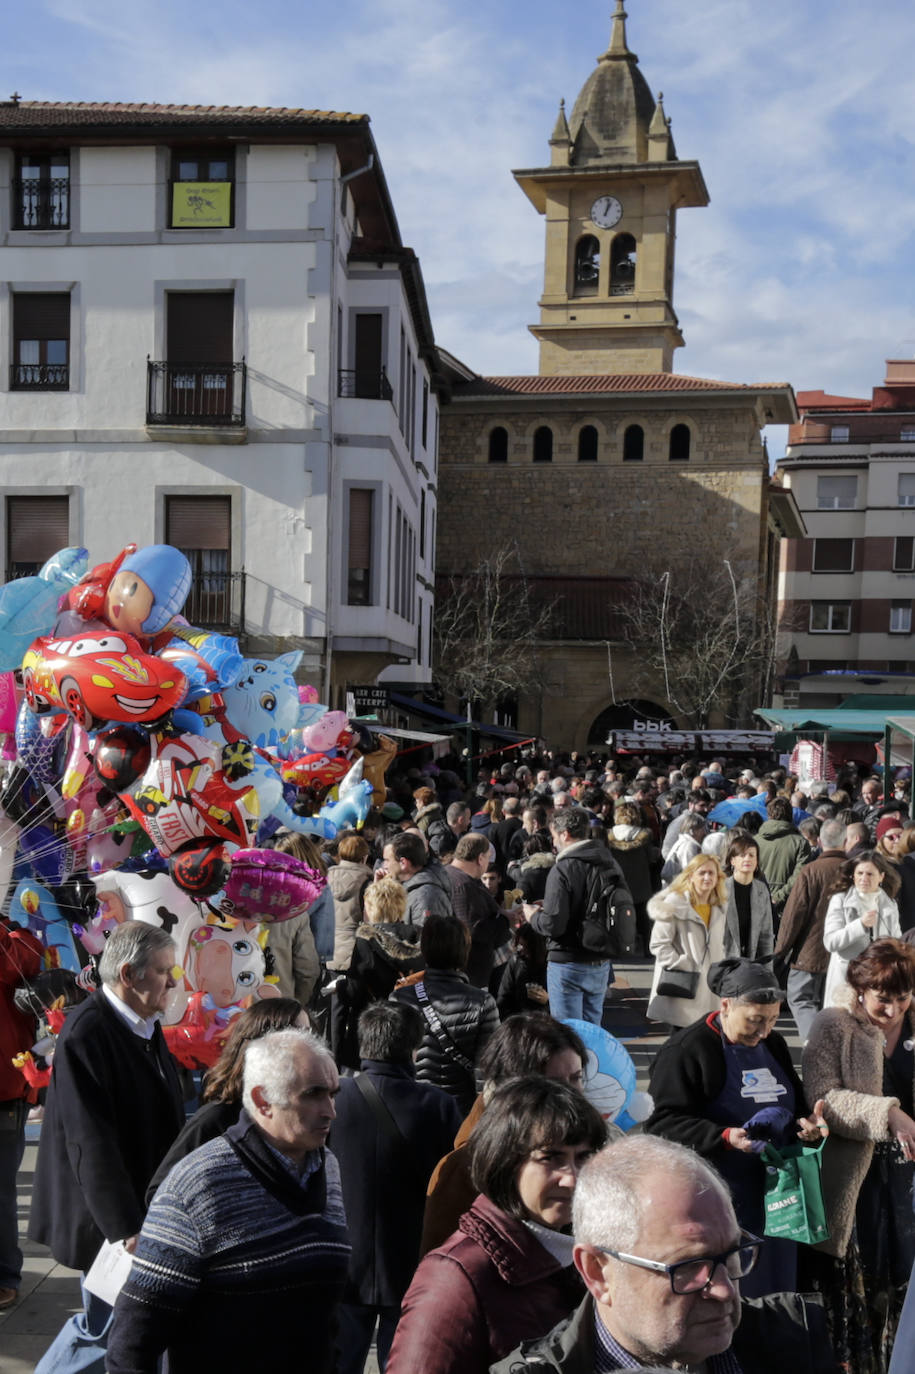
[{"x1": 436, "y1": 2, "x2": 802, "y2": 750}]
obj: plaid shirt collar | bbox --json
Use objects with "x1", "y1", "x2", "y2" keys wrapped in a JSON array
[{"x1": 593, "y1": 1308, "x2": 743, "y2": 1374}]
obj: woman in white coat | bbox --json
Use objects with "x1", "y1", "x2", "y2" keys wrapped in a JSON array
[
  {"x1": 647, "y1": 853, "x2": 728, "y2": 1028},
  {"x1": 823, "y1": 851, "x2": 901, "y2": 1008}
]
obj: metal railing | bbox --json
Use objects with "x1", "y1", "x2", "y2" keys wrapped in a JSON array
[
  {"x1": 146, "y1": 359, "x2": 246, "y2": 426},
  {"x1": 10, "y1": 362, "x2": 69, "y2": 390},
  {"x1": 338, "y1": 368, "x2": 394, "y2": 402},
  {"x1": 183, "y1": 569, "x2": 246, "y2": 631},
  {"x1": 12, "y1": 177, "x2": 70, "y2": 229}
]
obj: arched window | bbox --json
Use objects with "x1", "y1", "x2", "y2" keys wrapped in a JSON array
[
  {"x1": 669, "y1": 423, "x2": 691, "y2": 461},
  {"x1": 533, "y1": 426, "x2": 553, "y2": 463},
  {"x1": 488, "y1": 426, "x2": 508, "y2": 462},
  {"x1": 623, "y1": 424, "x2": 644, "y2": 462},
  {"x1": 578, "y1": 425, "x2": 598, "y2": 462},
  {"x1": 574, "y1": 235, "x2": 600, "y2": 295},
  {"x1": 610, "y1": 233, "x2": 637, "y2": 296}
]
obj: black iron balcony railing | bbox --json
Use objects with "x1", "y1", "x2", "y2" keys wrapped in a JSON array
[
  {"x1": 13, "y1": 178, "x2": 70, "y2": 230},
  {"x1": 10, "y1": 362, "x2": 69, "y2": 390},
  {"x1": 338, "y1": 368, "x2": 394, "y2": 402},
  {"x1": 146, "y1": 359, "x2": 246, "y2": 427},
  {"x1": 183, "y1": 569, "x2": 246, "y2": 632}
]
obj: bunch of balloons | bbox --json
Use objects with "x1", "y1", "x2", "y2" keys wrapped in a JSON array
[{"x1": 0, "y1": 541, "x2": 396, "y2": 1068}]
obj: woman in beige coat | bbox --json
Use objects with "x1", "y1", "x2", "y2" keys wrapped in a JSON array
[
  {"x1": 802, "y1": 939, "x2": 915, "y2": 1372},
  {"x1": 647, "y1": 853, "x2": 728, "y2": 1028}
]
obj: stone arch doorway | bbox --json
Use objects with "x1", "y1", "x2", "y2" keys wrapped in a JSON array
[{"x1": 586, "y1": 699, "x2": 674, "y2": 746}]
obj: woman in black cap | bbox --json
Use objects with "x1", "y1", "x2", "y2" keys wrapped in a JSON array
[{"x1": 644, "y1": 957, "x2": 827, "y2": 1297}]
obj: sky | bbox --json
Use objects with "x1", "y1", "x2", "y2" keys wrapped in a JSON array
[{"x1": 9, "y1": 0, "x2": 915, "y2": 457}]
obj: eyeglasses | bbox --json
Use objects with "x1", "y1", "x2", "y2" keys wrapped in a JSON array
[{"x1": 595, "y1": 1230, "x2": 763, "y2": 1295}]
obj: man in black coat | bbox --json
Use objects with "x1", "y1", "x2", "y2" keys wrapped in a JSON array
[
  {"x1": 329, "y1": 1002, "x2": 462, "y2": 1374},
  {"x1": 526, "y1": 807, "x2": 633, "y2": 1026},
  {"x1": 29, "y1": 921, "x2": 184, "y2": 1374}
]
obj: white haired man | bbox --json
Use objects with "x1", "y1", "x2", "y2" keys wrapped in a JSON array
[
  {"x1": 108, "y1": 1028, "x2": 350, "y2": 1373},
  {"x1": 493, "y1": 1135, "x2": 837, "y2": 1373},
  {"x1": 29, "y1": 922, "x2": 184, "y2": 1374}
]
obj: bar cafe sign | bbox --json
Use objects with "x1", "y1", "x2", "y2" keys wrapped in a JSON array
[{"x1": 172, "y1": 181, "x2": 232, "y2": 228}]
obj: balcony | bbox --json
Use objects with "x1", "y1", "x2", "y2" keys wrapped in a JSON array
[
  {"x1": 338, "y1": 368, "x2": 394, "y2": 402},
  {"x1": 13, "y1": 178, "x2": 70, "y2": 230},
  {"x1": 10, "y1": 363, "x2": 69, "y2": 390},
  {"x1": 183, "y1": 569, "x2": 247, "y2": 633},
  {"x1": 146, "y1": 360, "x2": 246, "y2": 428}
]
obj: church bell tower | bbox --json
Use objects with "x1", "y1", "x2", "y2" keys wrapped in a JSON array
[{"x1": 513, "y1": 1, "x2": 709, "y2": 376}]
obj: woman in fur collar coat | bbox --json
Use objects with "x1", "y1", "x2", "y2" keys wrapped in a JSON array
[
  {"x1": 330, "y1": 877, "x2": 422, "y2": 1069},
  {"x1": 802, "y1": 939, "x2": 915, "y2": 1372},
  {"x1": 647, "y1": 854, "x2": 728, "y2": 1028},
  {"x1": 822, "y1": 852, "x2": 901, "y2": 1009}
]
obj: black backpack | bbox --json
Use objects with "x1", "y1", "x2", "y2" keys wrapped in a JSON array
[{"x1": 579, "y1": 862, "x2": 636, "y2": 958}]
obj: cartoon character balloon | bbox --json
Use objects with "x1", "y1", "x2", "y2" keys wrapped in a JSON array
[{"x1": 565, "y1": 1018, "x2": 653, "y2": 1130}]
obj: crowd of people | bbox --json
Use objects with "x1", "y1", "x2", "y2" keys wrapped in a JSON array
[{"x1": 3, "y1": 741, "x2": 915, "y2": 1374}]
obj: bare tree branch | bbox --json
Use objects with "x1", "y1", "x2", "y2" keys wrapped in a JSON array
[
  {"x1": 614, "y1": 558, "x2": 777, "y2": 728},
  {"x1": 433, "y1": 545, "x2": 555, "y2": 713}
]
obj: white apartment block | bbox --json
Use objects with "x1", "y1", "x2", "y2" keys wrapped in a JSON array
[
  {"x1": 0, "y1": 99, "x2": 440, "y2": 703},
  {"x1": 775, "y1": 360, "x2": 915, "y2": 709}
]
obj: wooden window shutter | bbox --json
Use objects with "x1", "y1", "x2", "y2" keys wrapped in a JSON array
[
  {"x1": 8, "y1": 495, "x2": 69, "y2": 565},
  {"x1": 348, "y1": 490, "x2": 373, "y2": 568},
  {"x1": 165, "y1": 496, "x2": 231, "y2": 550},
  {"x1": 166, "y1": 292, "x2": 234, "y2": 363},
  {"x1": 13, "y1": 293, "x2": 70, "y2": 341}
]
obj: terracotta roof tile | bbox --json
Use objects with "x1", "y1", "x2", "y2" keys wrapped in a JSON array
[
  {"x1": 0, "y1": 100, "x2": 366, "y2": 129},
  {"x1": 796, "y1": 389, "x2": 870, "y2": 412},
  {"x1": 456, "y1": 373, "x2": 783, "y2": 396}
]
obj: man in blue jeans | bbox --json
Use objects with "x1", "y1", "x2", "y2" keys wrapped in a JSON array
[{"x1": 525, "y1": 807, "x2": 633, "y2": 1026}]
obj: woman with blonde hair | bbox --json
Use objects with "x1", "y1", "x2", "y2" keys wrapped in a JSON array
[
  {"x1": 331, "y1": 876, "x2": 423, "y2": 1068},
  {"x1": 647, "y1": 853, "x2": 728, "y2": 1027}
]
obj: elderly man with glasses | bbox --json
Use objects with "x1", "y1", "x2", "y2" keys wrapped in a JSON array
[{"x1": 493, "y1": 1135, "x2": 838, "y2": 1374}]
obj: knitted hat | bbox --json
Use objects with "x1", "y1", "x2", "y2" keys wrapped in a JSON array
[
  {"x1": 876, "y1": 815, "x2": 903, "y2": 842},
  {"x1": 706, "y1": 957, "x2": 781, "y2": 1002}
]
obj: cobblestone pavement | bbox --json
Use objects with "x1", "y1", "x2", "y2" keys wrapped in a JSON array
[{"x1": 1, "y1": 957, "x2": 800, "y2": 1371}]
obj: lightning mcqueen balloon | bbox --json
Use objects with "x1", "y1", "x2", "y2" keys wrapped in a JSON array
[{"x1": 22, "y1": 630, "x2": 187, "y2": 731}]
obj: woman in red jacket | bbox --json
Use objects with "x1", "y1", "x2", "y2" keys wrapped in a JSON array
[
  {"x1": 0, "y1": 915, "x2": 44, "y2": 1309},
  {"x1": 386, "y1": 1076, "x2": 606, "y2": 1374}
]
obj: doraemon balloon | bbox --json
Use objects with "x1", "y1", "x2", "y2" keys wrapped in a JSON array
[{"x1": 565, "y1": 1018, "x2": 652, "y2": 1131}]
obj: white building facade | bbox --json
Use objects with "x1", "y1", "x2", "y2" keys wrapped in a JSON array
[
  {"x1": 775, "y1": 360, "x2": 915, "y2": 709},
  {"x1": 0, "y1": 100, "x2": 439, "y2": 703}
]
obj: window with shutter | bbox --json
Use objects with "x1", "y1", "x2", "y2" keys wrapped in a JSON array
[
  {"x1": 161, "y1": 293, "x2": 235, "y2": 422},
  {"x1": 7, "y1": 495, "x2": 69, "y2": 578},
  {"x1": 14, "y1": 152, "x2": 69, "y2": 230},
  {"x1": 12, "y1": 293, "x2": 70, "y2": 389},
  {"x1": 165, "y1": 495, "x2": 231, "y2": 624},
  {"x1": 348, "y1": 490, "x2": 374, "y2": 606}
]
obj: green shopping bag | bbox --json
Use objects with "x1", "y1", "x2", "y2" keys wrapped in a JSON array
[{"x1": 761, "y1": 1140, "x2": 830, "y2": 1245}]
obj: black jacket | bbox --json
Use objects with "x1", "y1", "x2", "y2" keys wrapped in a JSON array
[
  {"x1": 644, "y1": 1013, "x2": 807, "y2": 1166},
  {"x1": 29, "y1": 990, "x2": 184, "y2": 1271},
  {"x1": 532, "y1": 839, "x2": 633, "y2": 963},
  {"x1": 328, "y1": 1060, "x2": 462, "y2": 1307},
  {"x1": 391, "y1": 968, "x2": 499, "y2": 1114},
  {"x1": 447, "y1": 865, "x2": 510, "y2": 987},
  {"x1": 490, "y1": 1292, "x2": 838, "y2": 1374},
  {"x1": 146, "y1": 1100, "x2": 239, "y2": 1204},
  {"x1": 331, "y1": 921, "x2": 423, "y2": 1069}
]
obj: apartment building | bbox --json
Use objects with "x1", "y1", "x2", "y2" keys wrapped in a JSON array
[
  {"x1": 0, "y1": 99, "x2": 439, "y2": 701},
  {"x1": 775, "y1": 360, "x2": 915, "y2": 708}
]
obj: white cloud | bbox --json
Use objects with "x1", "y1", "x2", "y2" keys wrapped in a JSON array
[{"x1": 9, "y1": 0, "x2": 915, "y2": 422}]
